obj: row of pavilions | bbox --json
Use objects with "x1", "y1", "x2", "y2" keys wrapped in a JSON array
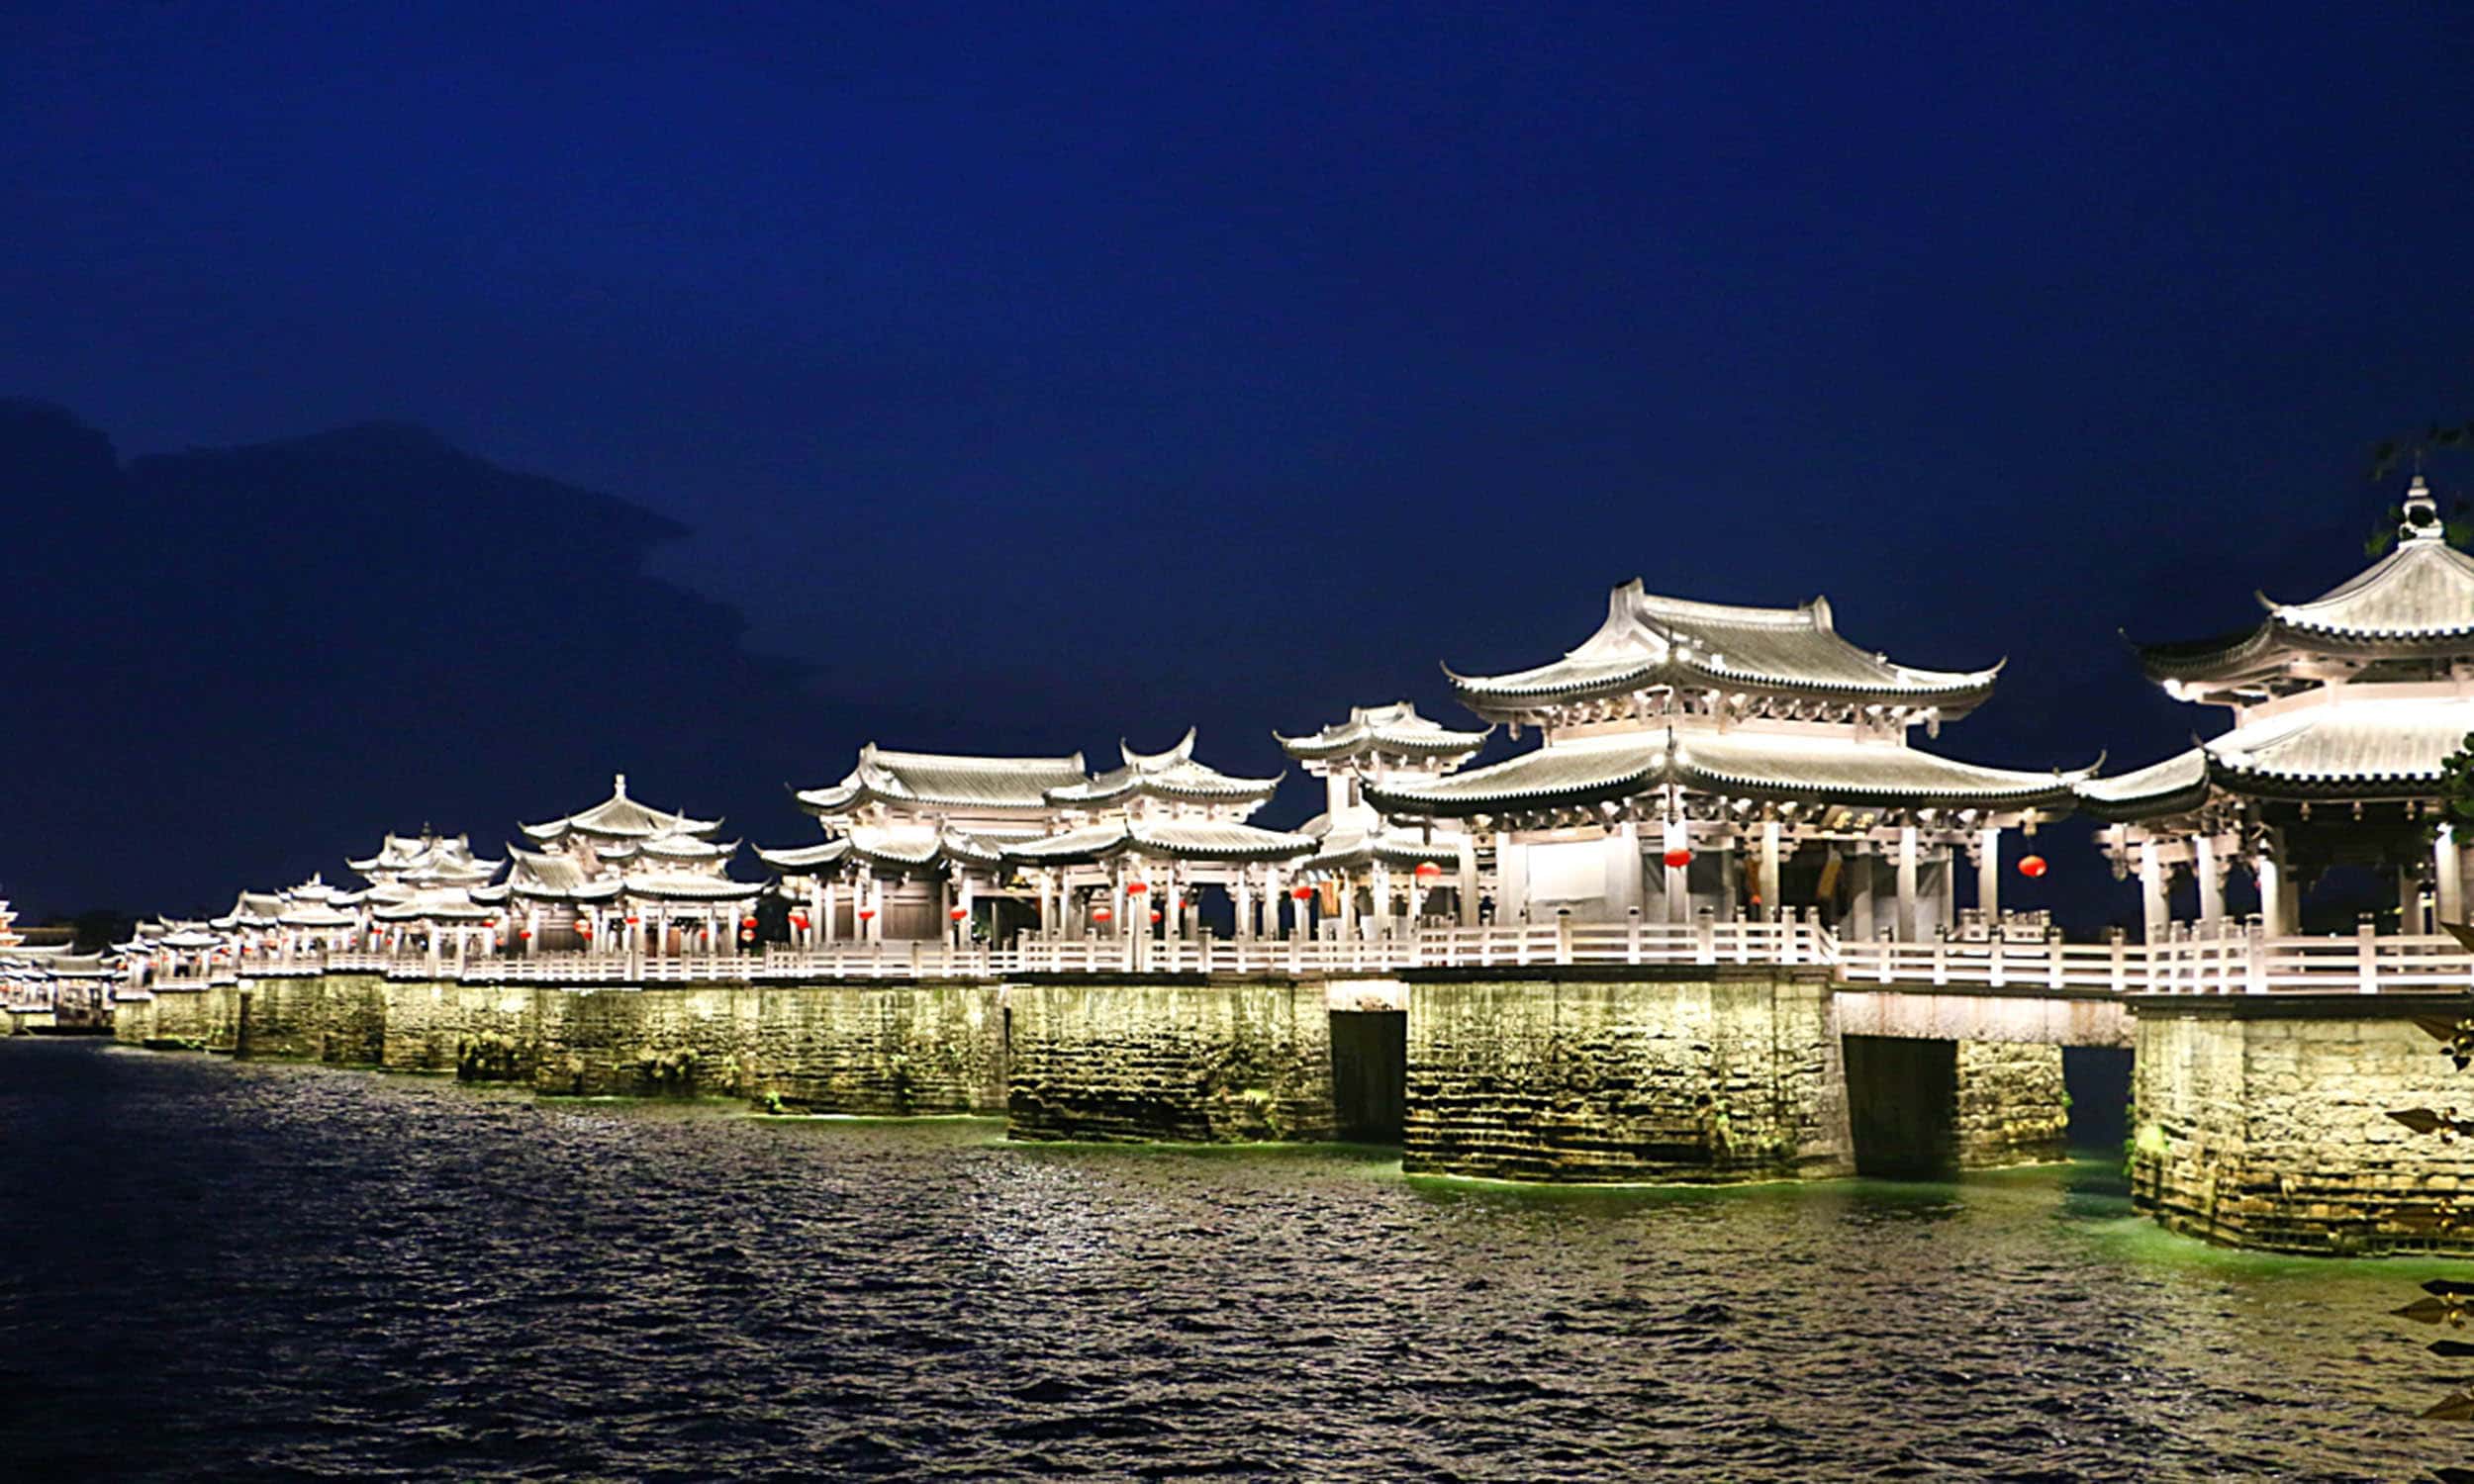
[{"x1": 49, "y1": 475, "x2": 2474, "y2": 986}]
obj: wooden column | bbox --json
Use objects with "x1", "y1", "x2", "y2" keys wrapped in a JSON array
[
  {"x1": 1759, "y1": 818, "x2": 1783, "y2": 922},
  {"x1": 1975, "y1": 825, "x2": 2001, "y2": 922},
  {"x1": 1851, "y1": 842, "x2": 1875, "y2": 940},
  {"x1": 2437, "y1": 824, "x2": 2464, "y2": 929},
  {"x1": 2195, "y1": 834, "x2": 2225, "y2": 929},
  {"x1": 1896, "y1": 822, "x2": 1920, "y2": 944},
  {"x1": 2139, "y1": 837, "x2": 2167, "y2": 943}
]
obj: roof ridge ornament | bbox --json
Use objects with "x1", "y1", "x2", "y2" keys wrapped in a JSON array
[{"x1": 2403, "y1": 473, "x2": 2443, "y2": 544}]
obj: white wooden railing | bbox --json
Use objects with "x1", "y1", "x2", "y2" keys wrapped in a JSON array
[{"x1": 126, "y1": 916, "x2": 2474, "y2": 996}]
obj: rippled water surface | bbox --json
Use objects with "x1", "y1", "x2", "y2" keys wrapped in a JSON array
[{"x1": 0, "y1": 1040, "x2": 2462, "y2": 1480}]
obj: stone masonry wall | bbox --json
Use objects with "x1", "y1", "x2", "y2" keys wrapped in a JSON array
[
  {"x1": 315, "y1": 974, "x2": 388, "y2": 1066},
  {"x1": 237, "y1": 977, "x2": 326, "y2": 1061},
  {"x1": 113, "y1": 995, "x2": 155, "y2": 1046},
  {"x1": 1007, "y1": 977, "x2": 1335, "y2": 1143},
  {"x1": 2134, "y1": 1000, "x2": 2474, "y2": 1256},
  {"x1": 529, "y1": 983, "x2": 759, "y2": 1099},
  {"x1": 1953, "y1": 1040, "x2": 2069, "y2": 1168},
  {"x1": 745, "y1": 983, "x2": 1006, "y2": 1115},
  {"x1": 1404, "y1": 969, "x2": 1854, "y2": 1183},
  {"x1": 143, "y1": 988, "x2": 216, "y2": 1050}
]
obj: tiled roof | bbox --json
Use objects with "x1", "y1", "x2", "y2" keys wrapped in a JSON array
[
  {"x1": 1276, "y1": 700, "x2": 1492, "y2": 763},
  {"x1": 521, "y1": 774, "x2": 719, "y2": 842},
  {"x1": 2075, "y1": 748, "x2": 2212, "y2": 820},
  {"x1": 2141, "y1": 482, "x2": 2474, "y2": 685},
  {"x1": 370, "y1": 887, "x2": 499, "y2": 922},
  {"x1": 1046, "y1": 730, "x2": 1281, "y2": 807},
  {"x1": 1369, "y1": 728, "x2": 2084, "y2": 815},
  {"x1": 1447, "y1": 581, "x2": 2002, "y2": 711},
  {"x1": 504, "y1": 848, "x2": 623, "y2": 902},
  {"x1": 1000, "y1": 819, "x2": 1314, "y2": 866},
  {"x1": 795, "y1": 744, "x2": 1090, "y2": 814}
]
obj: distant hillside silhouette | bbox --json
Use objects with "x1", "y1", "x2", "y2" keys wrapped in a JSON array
[{"x1": 0, "y1": 401, "x2": 859, "y2": 917}]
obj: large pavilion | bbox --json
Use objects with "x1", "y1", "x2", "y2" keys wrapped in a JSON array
[
  {"x1": 2080, "y1": 475, "x2": 2474, "y2": 939},
  {"x1": 764, "y1": 743, "x2": 1093, "y2": 944},
  {"x1": 1366, "y1": 580, "x2": 2089, "y2": 938},
  {"x1": 766, "y1": 731, "x2": 1319, "y2": 946}
]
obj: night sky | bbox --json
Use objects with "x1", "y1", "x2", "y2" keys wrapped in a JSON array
[{"x1": 4, "y1": 2, "x2": 2472, "y2": 925}]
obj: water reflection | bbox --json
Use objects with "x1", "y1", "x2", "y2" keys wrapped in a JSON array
[{"x1": 0, "y1": 1040, "x2": 2457, "y2": 1480}]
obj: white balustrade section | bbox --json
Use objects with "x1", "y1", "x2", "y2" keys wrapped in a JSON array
[{"x1": 174, "y1": 915, "x2": 2474, "y2": 994}]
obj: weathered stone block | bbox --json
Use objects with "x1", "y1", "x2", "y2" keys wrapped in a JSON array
[
  {"x1": 1006, "y1": 976, "x2": 1334, "y2": 1143},
  {"x1": 2132, "y1": 995, "x2": 2474, "y2": 1256},
  {"x1": 1402, "y1": 968, "x2": 1853, "y2": 1184}
]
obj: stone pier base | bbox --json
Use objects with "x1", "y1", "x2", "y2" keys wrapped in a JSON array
[
  {"x1": 1005, "y1": 975, "x2": 1335, "y2": 1143},
  {"x1": 1956, "y1": 1040, "x2": 2069, "y2": 1168},
  {"x1": 2133, "y1": 995, "x2": 2474, "y2": 1256},
  {"x1": 1402, "y1": 968, "x2": 1853, "y2": 1183}
]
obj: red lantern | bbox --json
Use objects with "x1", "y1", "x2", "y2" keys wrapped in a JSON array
[
  {"x1": 1149, "y1": 909, "x2": 1163, "y2": 924},
  {"x1": 741, "y1": 915, "x2": 758, "y2": 929},
  {"x1": 519, "y1": 929, "x2": 532, "y2": 940},
  {"x1": 483, "y1": 918, "x2": 499, "y2": 929},
  {"x1": 1663, "y1": 848, "x2": 1693, "y2": 870},
  {"x1": 1414, "y1": 861, "x2": 1443, "y2": 881},
  {"x1": 858, "y1": 908, "x2": 876, "y2": 921},
  {"x1": 1126, "y1": 881, "x2": 1149, "y2": 895},
  {"x1": 625, "y1": 915, "x2": 641, "y2": 926},
  {"x1": 2018, "y1": 855, "x2": 2048, "y2": 880},
  {"x1": 790, "y1": 912, "x2": 809, "y2": 930},
  {"x1": 739, "y1": 929, "x2": 755, "y2": 943},
  {"x1": 1092, "y1": 906, "x2": 1113, "y2": 923},
  {"x1": 950, "y1": 907, "x2": 968, "y2": 922}
]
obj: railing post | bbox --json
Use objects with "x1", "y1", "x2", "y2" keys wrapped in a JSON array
[
  {"x1": 1695, "y1": 912, "x2": 1715, "y2": 966},
  {"x1": 1626, "y1": 906, "x2": 1642, "y2": 967},
  {"x1": 1932, "y1": 937, "x2": 1948, "y2": 987},
  {"x1": 2358, "y1": 913, "x2": 2379, "y2": 994},
  {"x1": 2244, "y1": 917, "x2": 2266, "y2": 994},
  {"x1": 1555, "y1": 909, "x2": 1573, "y2": 967}
]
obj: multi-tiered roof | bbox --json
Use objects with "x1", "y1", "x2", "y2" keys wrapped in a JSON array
[
  {"x1": 2083, "y1": 476, "x2": 2474, "y2": 826},
  {"x1": 1444, "y1": 581, "x2": 2003, "y2": 728},
  {"x1": 501, "y1": 774, "x2": 759, "y2": 907},
  {"x1": 1275, "y1": 701, "x2": 1490, "y2": 769},
  {"x1": 1374, "y1": 581, "x2": 2082, "y2": 824},
  {"x1": 770, "y1": 731, "x2": 1316, "y2": 877}
]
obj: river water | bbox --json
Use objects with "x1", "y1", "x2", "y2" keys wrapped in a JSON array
[{"x1": 0, "y1": 1039, "x2": 2460, "y2": 1481}]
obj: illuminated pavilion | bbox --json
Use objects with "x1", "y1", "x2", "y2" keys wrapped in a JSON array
[
  {"x1": 492, "y1": 774, "x2": 762, "y2": 954},
  {"x1": 2080, "y1": 475, "x2": 2474, "y2": 940},
  {"x1": 1277, "y1": 700, "x2": 1490, "y2": 934},
  {"x1": 1366, "y1": 580, "x2": 2089, "y2": 938}
]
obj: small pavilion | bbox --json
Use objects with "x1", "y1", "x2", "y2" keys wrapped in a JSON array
[
  {"x1": 494, "y1": 774, "x2": 762, "y2": 954},
  {"x1": 1368, "y1": 580, "x2": 2088, "y2": 939},
  {"x1": 1276, "y1": 700, "x2": 1491, "y2": 935},
  {"x1": 2081, "y1": 475, "x2": 2474, "y2": 939},
  {"x1": 1003, "y1": 729, "x2": 1316, "y2": 944}
]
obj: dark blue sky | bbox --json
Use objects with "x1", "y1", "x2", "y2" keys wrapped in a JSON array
[{"x1": 3, "y1": 2, "x2": 2472, "y2": 920}]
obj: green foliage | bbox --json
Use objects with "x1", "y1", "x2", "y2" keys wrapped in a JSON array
[
  {"x1": 2437, "y1": 733, "x2": 2474, "y2": 836},
  {"x1": 2370, "y1": 421, "x2": 2474, "y2": 483},
  {"x1": 633, "y1": 1044, "x2": 699, "y2": 1091}
]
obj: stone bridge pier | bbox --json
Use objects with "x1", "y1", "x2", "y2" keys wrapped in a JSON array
[
  {"x1": 2130, "y1": 993, "x2": 2474, "y2": 1256},
  {"x1": 1834, "y1": 985, "x2": 2131, "y2": 1175}
]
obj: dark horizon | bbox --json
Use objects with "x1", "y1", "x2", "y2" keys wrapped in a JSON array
[{"x1": 4, "y1": 2, "x2": 2472, "y2": 926}]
